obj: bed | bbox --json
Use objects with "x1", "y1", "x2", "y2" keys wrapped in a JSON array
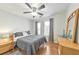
[{"x1": 14, "y1": 31, "x2": 47, "y2": 55}]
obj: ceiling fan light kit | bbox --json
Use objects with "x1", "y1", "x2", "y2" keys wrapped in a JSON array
[
  {"x1": 31, "y1": 12, "x2": 38, "y2": 16},
  {"x1": 23, "y1": 3, "x2": 45, "y2": 18}
]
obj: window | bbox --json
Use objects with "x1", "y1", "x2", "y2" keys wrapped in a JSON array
[
  {"x1": 44, "y1": 21, "x2": 50, "y2": 36},
  {"x1": 37, "y1": 22, "x2": 41, "y2": 35}
]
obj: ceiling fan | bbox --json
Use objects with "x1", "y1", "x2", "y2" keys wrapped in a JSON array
[{"x1": 23, "y1": 3, "x2": 45, "y2": 18}]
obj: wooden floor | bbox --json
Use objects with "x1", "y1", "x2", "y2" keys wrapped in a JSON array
[
  {"x1": 36, "y1": 42, "x2": 58, "y2": 55},
  {"x1": 3, "y1": 42, "x2": 58, "y2": 55}
]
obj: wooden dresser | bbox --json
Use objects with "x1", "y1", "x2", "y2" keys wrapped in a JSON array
[
  {"x1": 0, "y1": 33, "x2": 14, "y2": 54},
  {"x1": 58, "y1": 37, "x2": 79, "y2": 55},
  {"x1": 58, "y1": 8, "x2": 79, "y2": 55}
]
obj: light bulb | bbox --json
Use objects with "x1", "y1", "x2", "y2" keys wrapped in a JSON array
[{"x1": 31, "y1": 12, "x2": 37, "y2": 16}]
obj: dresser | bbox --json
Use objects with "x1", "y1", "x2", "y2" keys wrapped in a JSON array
[
  {"x1": 0, "y1": 33, "x2": 14, "y2": 54},
  {"x1": 58, "y1": 8, "x2": 79, "y2": 55},
  {"x1": 58, "y1": 37, "x2": 79, "y2": 55}
]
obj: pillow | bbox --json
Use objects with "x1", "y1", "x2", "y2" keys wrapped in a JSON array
[
  {"x1": 23, "y1": 31, "x2": 29, "y2": 36},
  {"x1": 25, "y1": 31, "x2": 31, "y2": 35},
  {"x1": 14, "y1": 36, "x2": 25, "y2": 42},
  {"x1": 14, "y1": 32, "x2": 23, "y2": 38},
  {"x1": 27, "y1": 31, "x2": 31, "y2": 34},
  {"x1": 24, "y1": 31, "x2": 32, "y2": 36}
]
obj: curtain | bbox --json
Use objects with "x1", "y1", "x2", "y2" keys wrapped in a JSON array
[
  {"x1": 35, "y1": 21, "x2": 38, "y2": 35},
  {"x1": 41, "y1": 21, "x2": 44, "y2": 36},
  {"x1": 49, "y1": 18, "x2": 54, "y2": 42}
]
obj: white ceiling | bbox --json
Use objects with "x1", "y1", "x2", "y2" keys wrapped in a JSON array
[{"x1": 0, "y1": 3, "x2": 70, "y2": 20}]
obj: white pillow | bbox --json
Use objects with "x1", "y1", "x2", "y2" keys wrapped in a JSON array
[
  {"x1": 23, "y1": 31, "x2": 29, "y2": 36},
  {"x1": 13, "y1": 31, "x2": 32, "y2": 42}
]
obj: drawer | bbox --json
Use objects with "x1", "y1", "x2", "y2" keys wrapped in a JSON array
[{"x1": 0, "y1": 43, "x2": 14, "y2": 54}]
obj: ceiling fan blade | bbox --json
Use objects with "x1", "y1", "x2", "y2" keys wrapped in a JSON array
[
  {"x1": 37, "y1": 12, "x2": 43, "y2": 16},
  {"x1": 24, "y1": 11, "x2": 32, "y2": 13},
  {"x1": 38, "y1": 4, "x2": 45, "y2": 10},
  {"x1": 25, "y1": 3, "x2": 32, "y2": 9}
]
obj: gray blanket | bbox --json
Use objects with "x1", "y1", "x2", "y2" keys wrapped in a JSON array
[{"x1": 16, "y1": 35, "x2": 47, "y2": 55}]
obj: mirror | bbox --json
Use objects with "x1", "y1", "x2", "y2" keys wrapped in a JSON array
[
  {"x1": 77, "y1": 17, "x2": 79, "y2": 44},
  {"x1": 68, "y1": 16, "x2": 75, "y2": 40},
  {"x1": 66, "y1": 8, "x2": 79, "y2": 43}
]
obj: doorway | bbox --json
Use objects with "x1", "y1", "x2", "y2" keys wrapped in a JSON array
[
  {"x1": 37, "y1": 22, "x2": 41, "y2": 35},
  {"x1": 44, "y1": 21, "x2": 50, "y2": 41}
]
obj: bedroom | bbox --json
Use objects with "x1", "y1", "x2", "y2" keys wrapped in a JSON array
[{"x1": 0, "y1": 3, "x2": 79, "y2": 55}]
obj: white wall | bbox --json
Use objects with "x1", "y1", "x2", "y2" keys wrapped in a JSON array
[
  {"x1": 65, "y1": 4, "x2": 79, "y2": 29},
  {"x1": 66, "y1": 3, "x2": 79, "y2": 17},
  {"x1": 0, "y1": 9, "x2": 34, "y2": 34},
  {"x1": 52, "y1": 11, "x2": 67, "y2": 42}
]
